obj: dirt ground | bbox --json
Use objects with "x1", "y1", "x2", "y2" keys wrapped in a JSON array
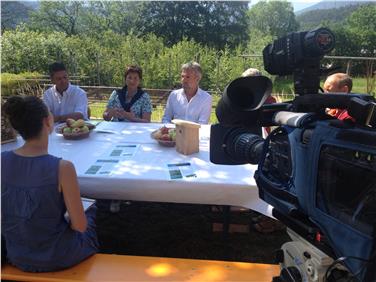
[{"x1": 96, "y1": 200, "x2": 290, "y2": 264}]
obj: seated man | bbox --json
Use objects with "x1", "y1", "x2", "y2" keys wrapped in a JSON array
[
  {"x1": 43, "y1": 62, "x2": 88, "y2": 123},
  {"x1": 323, "y1": 72, "x2": 353, "y2": 121},
  {"x1": 162, "y1": 62, "x2": 212, "y2": 124}
]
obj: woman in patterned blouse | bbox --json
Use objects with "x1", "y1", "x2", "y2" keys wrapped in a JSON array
[{"x1": 103, "y1": 65, "x2": 152, "y2": 122}]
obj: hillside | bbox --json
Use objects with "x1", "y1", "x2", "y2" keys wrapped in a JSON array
[
  {"x1": 20, "y1": 1, "x2": 39, "y2": 10},
  {"x1": 297, "y1": 1, "x2": 375, "y2": 30},
  {"x1": 297, "y1": 0, "x2": 374, "y2": 14},
  {"x1": 1, "y1": 1, "x2": 36, "y2": 32}
]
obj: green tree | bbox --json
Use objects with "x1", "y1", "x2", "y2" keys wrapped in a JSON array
[
  {"x1": 346, "y1": 4, "x2": 376, "y2": 56},
  {"x1": 1, "y1": 29, "x2": 68, "y2": 73},
  {"x1": 135, "y1": 1, "x2": 249, "y2": 49},
  {"x1": 25, "y1": 1, "x2": 249, "y2": 49},
  {"x1": 80, "y1": 1, "x2": 144, "y2": 37},
  {"x1": 29, "y1": 1, "x2": 84, "y2": 35},
  {"x1": 330, "y1": 23, "x2": 358, "y2": 57},
  {"x1": 1, "y1": 29, "x2": 249, "y2": 89},
  {"x1": 248, "y1": 0, "x2": 299, "y2": 38},
  {"x1": 206, "y1": 46, "x2": 246, "y2": 91},
  {"x1": 326, "y1": 4, "x2": 376, "y2": 77}
]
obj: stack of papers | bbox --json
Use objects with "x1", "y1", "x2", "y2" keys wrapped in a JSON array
[
  {"x1": 94, "y1": 121, "x2": 122, "y2": 134},
  {"x1": 85, "y1": 143, "x2": 140, "y2": 175}
]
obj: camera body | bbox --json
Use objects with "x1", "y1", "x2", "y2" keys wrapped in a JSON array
[
  {"x1": 277, "y1": 228, "x2": 337, "y2": 282},
  {"x1": 257, "y1": 115, "x2": 375, "y2": 281},
  {"x1": 210, "y1": 27, "x2": 376, "y2": 281}
]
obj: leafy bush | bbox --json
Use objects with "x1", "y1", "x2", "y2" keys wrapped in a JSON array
[
  {"x1": 1, "y1": 30, "x2": 258, "y2": 90},
  {"x1": 1, "y1": 72, "x2": 44, "y2": 97},
  {"x1": 1, "y1": 30, "x2": 373, "y2": 98}
]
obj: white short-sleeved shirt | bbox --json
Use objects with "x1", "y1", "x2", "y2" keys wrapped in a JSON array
[
  {"x1": 162, "y1": 88, "x2": 212, "y2": 124},
  {"x1": 43, "y1": 83, "x2": 88, "y2": 120}
]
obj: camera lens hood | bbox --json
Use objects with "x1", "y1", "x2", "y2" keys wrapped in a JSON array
[
  {"x1": 216, "y1": 76, "x2": 272, "y2": 127},
  {"x1": 222, "y1": 76, "x2": 272, "y2": 111}
]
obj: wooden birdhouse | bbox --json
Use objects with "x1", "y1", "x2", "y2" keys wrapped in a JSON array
[{"x1": 172, "y1": 119, "x2": 201, "y2": 155}]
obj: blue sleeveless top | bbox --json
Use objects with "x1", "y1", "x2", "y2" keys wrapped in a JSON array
[{"x1": 1, "y1": 151, "x2": 98, "y2": 272}]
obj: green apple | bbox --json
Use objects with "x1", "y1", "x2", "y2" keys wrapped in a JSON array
[
  {"x1": 63, "y1": 127, "x2": 72, "y2": 134},
  {"x1": 72, "y1": 127, "x2": 81, "y2": 134},
  {"x1": 80, "y1": 125, "x2": 89, "y2": 133},
  {"x1": 168, "y1": 129, "x2": 176, "y2": 141},
  {"x1": 76, "y1": 119, "x2": 85, "y2": 127},
  {"x1": 66, "y1": 118, "x2": 75, "y2": 127},
  {"x1": 71, "y1": 119, "x2": 85, "y2": 128}
]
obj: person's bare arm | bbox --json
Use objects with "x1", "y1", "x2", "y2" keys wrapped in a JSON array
[{"x1": 59, "y1": 160, "x2": 87, "y2": 233}]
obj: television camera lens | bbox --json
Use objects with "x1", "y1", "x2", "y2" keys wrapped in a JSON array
[
  {"x1": 304, "y1": 27, "x2": 335, "y2": 56},
  {"x1": 263, "y1": 27, "x2": 335, "y2": 77},
  {"x1": 224, "y1": 129, "x2": 264, "y2": 165}
]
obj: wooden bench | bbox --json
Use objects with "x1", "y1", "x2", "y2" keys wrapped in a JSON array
[{"x1": 1, "y1": 253, "x2": 280, "y2": 281}]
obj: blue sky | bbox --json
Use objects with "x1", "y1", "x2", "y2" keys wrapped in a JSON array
[{"x1": 250, "y1": 0, "x2": 320, "y2": 12}]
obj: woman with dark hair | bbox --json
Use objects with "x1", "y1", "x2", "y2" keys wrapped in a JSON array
[
  {"x1": 103, "y1": 65, "x2": 152, "y2": 122},
  {"x1": 1, "y1": 96, "x2": 98, "y2": 272}
]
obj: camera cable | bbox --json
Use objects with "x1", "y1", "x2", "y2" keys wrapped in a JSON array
[{"x1": 324, "y1": 254, "x2": 374, "y2": 282}]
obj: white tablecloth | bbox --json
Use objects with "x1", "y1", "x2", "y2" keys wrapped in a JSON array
[{"x1": 1, "y1": 121, "x2": 273, "y2": 216}]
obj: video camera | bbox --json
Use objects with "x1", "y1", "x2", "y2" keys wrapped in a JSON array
[{"x1": 210, "y1": 27, "x2": 376, "y2": 281}]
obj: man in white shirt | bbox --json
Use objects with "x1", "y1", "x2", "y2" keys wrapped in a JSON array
[
  {"x1": 43, "y1": 62, "x2": 88, "y2": 123},
  {"x1": 162, "y1": 62, "x2": 212, "y2": 124}
]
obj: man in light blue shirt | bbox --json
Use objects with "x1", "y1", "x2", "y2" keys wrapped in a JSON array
[
  {"x1": 43, "y1": 62, "x2": 88, "y2": 123},
  {"x1": 162, "y1": 62, "x2": 212, "y2": 124}
]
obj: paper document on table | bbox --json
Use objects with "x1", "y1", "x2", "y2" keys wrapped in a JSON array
[
  {"x1": 85, "y1": 159, "x2": 120, "y2": 175},
  {"x1": 104, "y1": 144, "x2": 140, "y2": 158},
  {"x1": 94, "y1": 121, "x2": 123, "y2": 134},
  {"x1": 167, "y1": 162, "x2": 197, "y2": 180}
]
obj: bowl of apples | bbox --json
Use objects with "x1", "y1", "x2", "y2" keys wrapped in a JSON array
[
  {"x1": 151, "y1": 126, "x2": 176, "y2": 147},
  {"x1": 58, "y1": 119, "x2": 95, "y2": 140}
]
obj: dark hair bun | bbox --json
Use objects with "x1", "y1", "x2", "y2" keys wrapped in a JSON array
[
  {"x1": 3, "y1": 95, "x2": 49, "y2": 140},
  {"x1": 3, "y1": 96, "x2": 26, "y2": 118}
]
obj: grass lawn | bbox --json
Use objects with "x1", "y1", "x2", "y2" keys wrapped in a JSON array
[{"x1": 352, "y1": 77, "x2": 373, "y2": 94}]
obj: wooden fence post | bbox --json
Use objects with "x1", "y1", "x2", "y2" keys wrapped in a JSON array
[
  {"x1": 96, "y1": 51, "x2": 100, "y2": 86},
  {"x1": 346, "y1": 60, "x2": 352, "y2": 76},
  {"x1": 365, "y1": 60, "x2": 375, "y2": 94}
]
